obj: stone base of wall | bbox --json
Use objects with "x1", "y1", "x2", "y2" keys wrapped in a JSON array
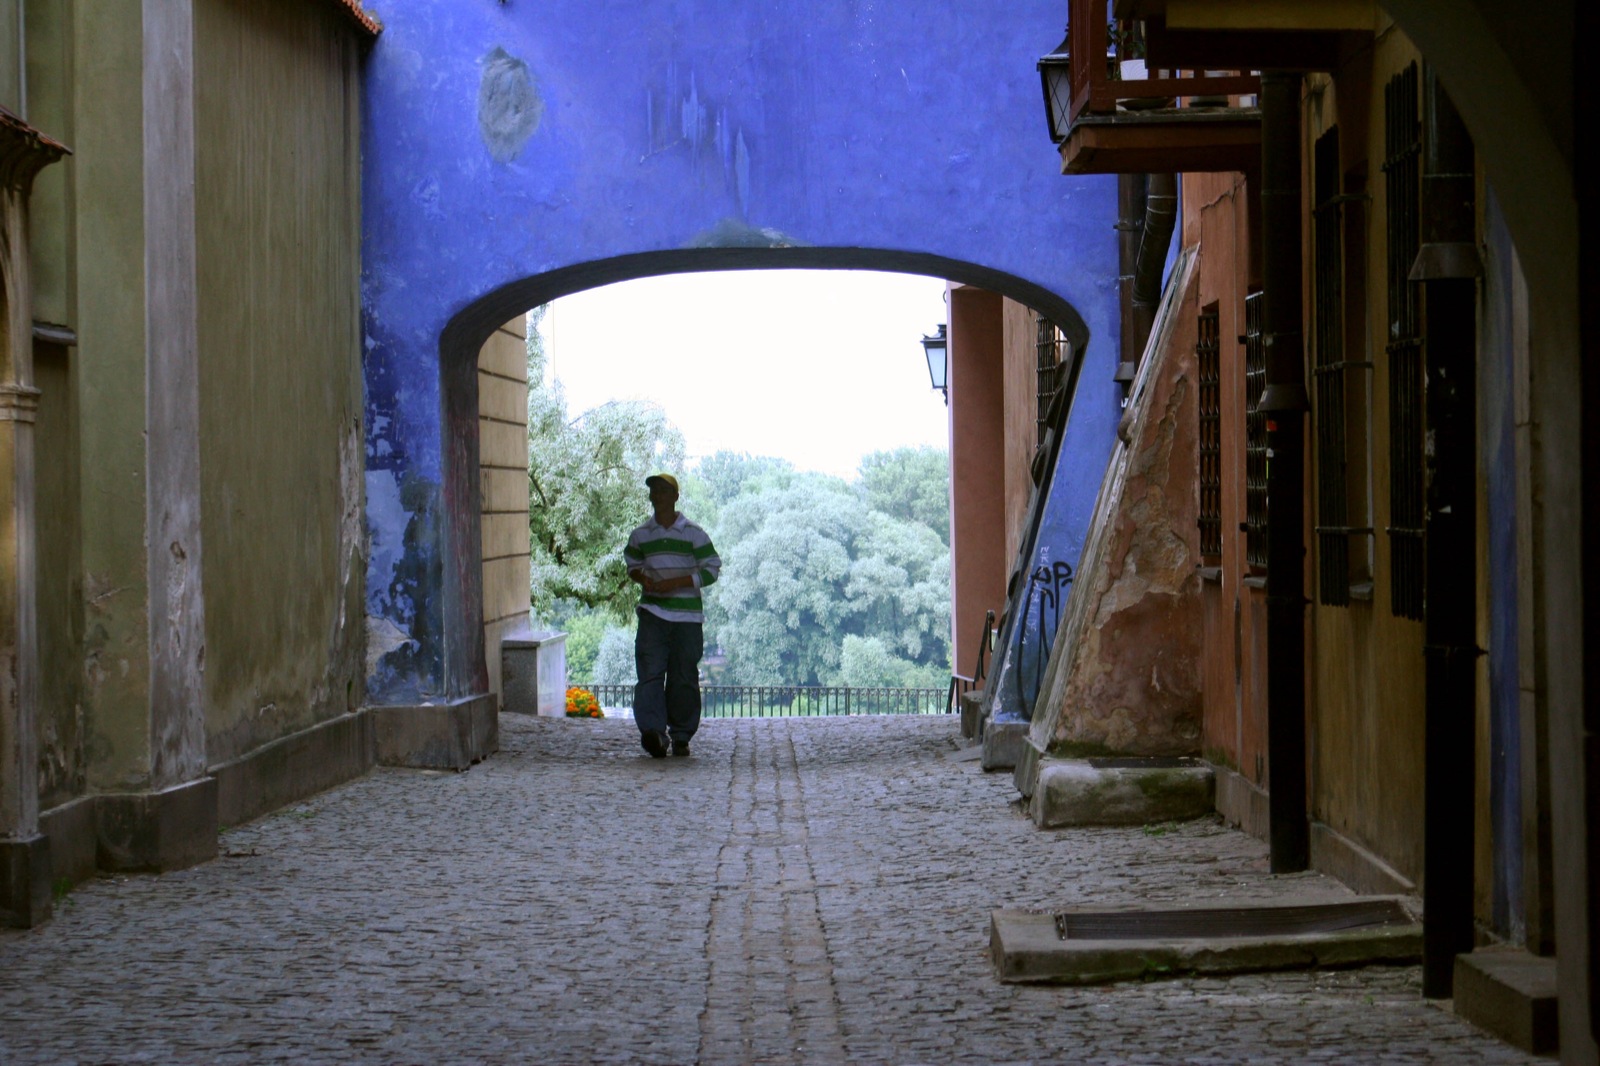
[
  {"x1": 1212, "y1": 766, "x2": 1416, "y2": 898},
  {"x1": 372, "y1": 695, "x2": 498, "y2": 770},
  {"x1": 96, "y1": 777, "x2": 219, "y2": 873},
  {"x1": 212, "y1": 710, "x2": 375, "y2": 829},
  {"x1": 1309, "y1": 820, "x2": 1416, "y2": 897},
  {"x1": 32, "y1": 696, "x2": 499, "y2": 919},
  {"x1": 0, "y1": 834, "x2": 52, "y2": 928},
  {"x1": 1211, "y1": 761, "x2": 1270, "y2": 842},
  {"x1": 38, "y1": 795, "x2": 98, "y2": 884}
]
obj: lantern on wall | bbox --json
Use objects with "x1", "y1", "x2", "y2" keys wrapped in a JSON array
[{"x1": 921, "y1": 323, "x2": 948, "y2": 403}]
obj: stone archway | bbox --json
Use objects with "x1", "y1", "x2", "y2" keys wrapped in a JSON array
[{"x1": 358, "y1": 0, "x2": 1125, "y2": 713}]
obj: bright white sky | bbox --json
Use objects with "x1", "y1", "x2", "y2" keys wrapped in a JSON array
[{"x1": 539, "y1": 270, "x2": 949, "y2": 480}]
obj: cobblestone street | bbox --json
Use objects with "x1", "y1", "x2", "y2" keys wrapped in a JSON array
[{"x1": 0, "y1": 714, "x2": 1540, "y2": 1064}]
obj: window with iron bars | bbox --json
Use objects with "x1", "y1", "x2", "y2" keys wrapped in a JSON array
[
  {"x1": 1384, "y1": 62, "x2": 1424, "y2": 620},
  {"x1": 1243, "y1": 290, "x2": 1268, "y2": 571},
  {"x1": 1197, "y1": 305, "x2": 1222, "y2": 560},
  {"x1": 1035, "y1": 316, "x2": 1070, "y2": 449},
  {"x1": 1312, "y1": 126, "x2": 1351, "y2": 605}
]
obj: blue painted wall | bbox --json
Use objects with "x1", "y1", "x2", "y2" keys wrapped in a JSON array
[
  {"x1": 1482, "y1": 188, "x2": 1524, "y2": 939},
  {"x1": 360, "y1": 0, "x2": 1121, "y2": 702}
]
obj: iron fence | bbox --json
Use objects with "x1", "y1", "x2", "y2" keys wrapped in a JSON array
[{"x1": 579, "y1": 683, "x2": 949, "y2": 718}]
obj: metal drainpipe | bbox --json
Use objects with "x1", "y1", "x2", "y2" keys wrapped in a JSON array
[
  {"x1": 1579, "y1": 0, "x2": 1600, "y2": 1045},
  {"x1": 1116, "y1": 174, "x2": 1146, "y2": 382},
  {"x1": 1256, "y1": 71, "x2": 1310, "y2": 873},
  {"x1": 1412, "y1": 66, "x2": 1480, "y2": 1000},
  {"x1": 1131, "y1": 172, "x2": 1178, "y2": 360}
]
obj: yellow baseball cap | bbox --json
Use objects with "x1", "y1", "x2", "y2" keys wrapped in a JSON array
[{"x1": 645, "y1": 473, "x2": 679, "y2": 493}]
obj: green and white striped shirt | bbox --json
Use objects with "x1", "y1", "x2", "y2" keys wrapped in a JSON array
[{"x1": 624, "y1": 513, "x2": 721, "y2": 624}]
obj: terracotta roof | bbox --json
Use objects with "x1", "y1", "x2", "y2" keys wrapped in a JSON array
[
  {"x1": 0, "y1": 104, "x2": 70, "y2": 192},
  {"x1": 330, "y1": 0, "x2": 382, "y2": 36}
]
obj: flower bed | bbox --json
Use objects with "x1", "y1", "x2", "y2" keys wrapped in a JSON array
[{"x1": 565, "y1": 686, "x2": 602, "y2": 718}]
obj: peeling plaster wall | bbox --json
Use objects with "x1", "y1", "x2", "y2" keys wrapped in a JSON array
[
  {"x1": 193, "y1": 0, "x2": 366, "y2": 765},
  {"x1": 1029, "y1": 249, "x2": 1202, "y2": 757},
  {"x1": 360, "y1": 0, "x2": 1120, "y2": 705},
  {"x1": 1183, "y1": 168, "x2": 1270, "y2": 790}
]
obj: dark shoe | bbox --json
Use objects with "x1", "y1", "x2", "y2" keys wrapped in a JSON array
[
  {"x1": 671, "y1": 740, "x2": 691, "y2": 757},
  {"x1": 641, "y1": 731, "x2": 668, "y2": 758}
]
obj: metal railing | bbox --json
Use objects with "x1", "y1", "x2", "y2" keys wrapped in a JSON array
[
  {"x1": 947, "y1": 608, "x2": 996, "y2": 714},
  {"x1": 581, "y1": 683, "x2": 949, "y2": 718}
]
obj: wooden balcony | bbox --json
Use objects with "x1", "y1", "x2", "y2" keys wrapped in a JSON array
[{"x1": 1053, "y1": 0, "x2": 1261, "y2": 175}]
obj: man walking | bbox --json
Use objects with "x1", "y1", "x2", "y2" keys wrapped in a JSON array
[{"x1": 625, "y1": 473, "x2": 720, "y2": 758}]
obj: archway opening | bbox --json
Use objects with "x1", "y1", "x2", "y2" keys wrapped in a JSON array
[{"x1": 452, "y1": 255, "x2": 1095, "y2": 715}]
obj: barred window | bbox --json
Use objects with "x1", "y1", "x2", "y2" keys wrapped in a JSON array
[
  {"x1": 1383, "y1": 62, "x2": 1424, "y2": 619},
  {"x1": 1035, "y1": 316, "x2": 1069, "y2": 449},
  {"x1": 1243, "y1": 290, "x2": 1267, "y2": 571},
  {"x1": 1197, "y1": 305, "x2": 1222, "y2": 560},
  {"x1": 1313, "y1": 126, "x2": 1350, "y2": 606}
]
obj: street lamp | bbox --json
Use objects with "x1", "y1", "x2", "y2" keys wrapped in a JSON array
[
  {"x1": 1037, "y1": 28, "x2": 1072, "y2": 143},
  {"x1": 921, "y1": 323, "x2": 948, "y2": 404}
]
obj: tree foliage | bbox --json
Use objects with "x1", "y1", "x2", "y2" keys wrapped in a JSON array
[
  {"x1": 704, "y1": 467, "x2": 951, "y2": 687},
  {"x1": 859, "y1": 445, "x2": 951, "y2": 545},
  {"x1": 526, "y1": 306, "x2": 686, "y2": 621}
]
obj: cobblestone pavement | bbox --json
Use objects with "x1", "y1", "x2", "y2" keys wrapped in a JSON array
[{"x1": 0, "y1": 714, "x2": 1540, "y2": 1064}]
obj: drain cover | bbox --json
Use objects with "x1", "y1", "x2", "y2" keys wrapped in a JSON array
[
  {"x1": 1054, "y1": 898, "x2": 1413, "y2": 940},
  {"x1": 991, "y1": 897, "x2": 1422, "y2": 984}
]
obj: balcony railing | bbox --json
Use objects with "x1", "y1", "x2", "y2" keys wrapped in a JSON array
[
  {"x1": 581, "y1": 683, "x2": 949, "y2": 718},
  {"x1": 1066, "y1": 0, "x2": 1259, "y2": 126}
]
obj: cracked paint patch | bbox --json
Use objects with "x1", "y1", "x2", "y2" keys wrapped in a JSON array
[
  {"x1": 478, "y1": 46, "x2": 543, "y2": 163},
  {"x1": 687, "y1": 217, "x2": 809, "y2": 248}
]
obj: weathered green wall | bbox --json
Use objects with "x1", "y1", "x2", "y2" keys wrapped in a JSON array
[
  {"x1": 35, "y1": 340, "x2": 84, "y2": 809},
  {"x1": 193, "y1": 0, "x2": 365, "y2": 764},
  {"x1": 72, "y1": 0, "x2": 155, "y2": 792},
  {"x1": 0, "y1": 3, "x2": 20, "y2": 116}
]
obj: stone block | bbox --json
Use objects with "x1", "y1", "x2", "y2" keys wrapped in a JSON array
[
  {"x1": 481, "y1": 467, "x2": 528, "y2": 514},
  {"x1": 373, "y1": 695, "x2": 498, "y2": 770},
  {"x1": 483, "y1": 554, "x2": 532, "y2": 621},
  {"x1": 0, "y1": 834, "x2": 52, "y2": 928},
  {"x1": 959, "y1": 691, "x2": 986, "y2": 739},
  {"x1": 981, "y1": 719, "x2": 1029, "y2": 771},
  {"x1": 477, "y1": 374, "x2": 527, "y2": 424},
  {"x1": 1030, "y1": 757, "x2": 1213, "y2": 828},
  {"x1": 477, "y1": 324, "x2": 527, "y2": 381},
  {"x1": 1453, "y1": 947, "x2": 1559, "y2": 1055},
  {"x1": 478, "y1": 418, "x2": 527, "y2": 469},
  {"x1": 96, "y1": 777, "x2": 219, "y2": 873},
  {"x1": 1013, "y1": 738, "x2": 1042, "y2": 799},
  {"x1": 481, "y1": 512, "x2": 530, "y2": 564},
  {"x1": 503, "y1": 631, "x2": 568, "y2": 716}
]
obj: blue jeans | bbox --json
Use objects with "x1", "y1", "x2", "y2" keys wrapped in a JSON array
[{"x1": 634, "y1": 609, "x2": 704, "y2": 743}]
